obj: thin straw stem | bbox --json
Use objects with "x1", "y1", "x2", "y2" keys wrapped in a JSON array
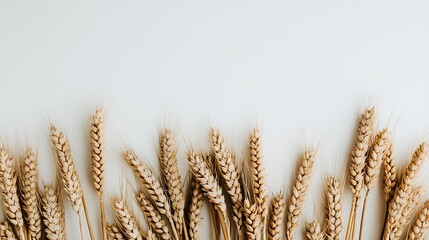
[
  {"x1": 100, "y1": 198, "x2": 107, "y2": 240},
  {"x1": 83, "y1": 194, "x2": 95, "y2": 240},
  {"x1": 358, "y1": 192, "x2": 369, "y2": 240}
]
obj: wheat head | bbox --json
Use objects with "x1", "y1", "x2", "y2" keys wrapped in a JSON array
[
  {"x1": 364, "y1": 128, "x2": 388, "y2": 191},
  {"x1": 90, "y1": 108, "x2": 105, "y2": 197},
  {"x1": 187, "y1": 175, "x2": 204, "y2": 240},
  {"x1": 111, "y1": 196, "x2": 144, "y2": 240},
  {"x1": 267, "y1": 194, "x2": 286, "y2": 240},
  {"x1": 407, "y1": 200, "x2": 429, "y2": 240},
  {"x1": 106, "y1": 223, "x2": 126, "y2": 240},
  {"x1": 305, "y1": 221, "x2": 323, "y2": 240},
  {"x1": 382, "y1": 139, "x2": 398, "y2": 203},
  {"x1": 41, "y1": 184, "x2": 66, "y2": 240},
  {"x1": 325, "y1": 177, "x2": 342, "y2": 240},
  {"x1": 243, "y1": 198, "x2": 261, "y2": 240}
]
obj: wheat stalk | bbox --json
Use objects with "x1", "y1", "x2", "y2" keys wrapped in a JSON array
[
  {"x1": 106, "y1": 223, "x2": 126, "y2": 240},
  {"x1": 211, "y1": 128, "x2": 243, "y2": 237},
  {"x1": 305, "y1": 221, "x2": 323, "y2": 240},
  {"x1": 243, "y1": 198, "x2": 261, "y2": 240},
  {"x1": 20, "y1": 147, "x2": 42, "y2": 240},
  {"x1": 267, "y1": 194, "x2": 286, "y2": 240},
  {"x1": 136, "y1": 190, "x2": 172, "y2": 240},
  {"x1": 111, "y1": 196, "x2": 144, "y2": 240},
  {"x1": 186, "y1": 149, "x2": 231, "y2": 240},
  {"x1": 90, "y1": 108, "x2": 107, "y2": 240},
  {"x1": 41, "y1": 184, "x2": 66, "y2": 240},
  {"x1": 286, "y1": 149, "x2": 316, "y2": 240},
  {"x1": 407, "y1": 200, "x2": 429, "y2": 240},
  {"x1": 383, "y1": 142, "x2": 429, "y2": 239},
  {"x1": 249, "y1": 128, "x2": 268, "y2": 226},
  {"x1": 158, "y1": 129, "x2": 185, "y2": 238},
  {"x1": 396, "y1": 186, "x2": 423, "y2": 238},
  {"x1": 326, "y1": 177, "x2": 342, "y2": 240},
  {"x1": 187, "y1": 175, "x2": 204, "y2": 240},
  {"x1": 382, "y1": 139, "x2": 398, "y2": 203},
  {"x1": 0, "y1": 146, "x2": 25, "y2": 239},
  {"x1": 346, "y1": 107, "x2": 375, "y2": 240}
]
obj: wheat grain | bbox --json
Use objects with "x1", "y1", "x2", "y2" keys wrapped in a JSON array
[
  {"x1": 111, "y1": 196, "x2": 144, "y2": 240},
  {"x1": 326, "y1": 177, "x2": 342, "y2": 240},
  {"x1": 158, "y1": 129, "x2": 185, "y2": 237},
  {"x1": 267, "y1": 194, "x2": 286, "y2": 240},
  {"x1": 0, "y1": 220, "x2": 17, "y2": 239},
  {"x1": 211, "y1": 128, "x2": 243, "y2": 236},
  {"x1": 243, "y1": 198, "x2": 261, "y2": 240},
  {"x1": 136, "y1": 190, "x2": 172, "y2": 240},
  {"x1": 384, "y1": 142, "x2": 429, "y2": 239},
  {"x1": 41, "y1": 184, "x2": 66, "y2": 240},
  {"x1": 407, "y1": 200, "x2": 429, "y2": 240},
  {"x1": 0, "y1": 146, "x2": 25, "y2": 239},
  {"x1": 382, "y1": 139, "x2": 398, "y2": 203},
  {"x1": 187, "y1": 175, "x2": 204, "y2": 240},
  {"x1": 147, "y1": 228, "x2": 159, "y2": 240},
  {"x1": 20, "y1": 147, "x2": 42, "y2": 240},
  {"x1": 106, "y1": 224, "x2": 126, "y2": 240},
  {"x1": 305, "y1": 221, "x2": 323, "y2": 240},
  {"x1": 286, "y1": 149, "x2": 316, "y2": 240}
]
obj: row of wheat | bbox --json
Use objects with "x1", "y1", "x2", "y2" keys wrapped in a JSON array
[{"x1": 0, "y1": 107, "x2": 428, "y2": 240}]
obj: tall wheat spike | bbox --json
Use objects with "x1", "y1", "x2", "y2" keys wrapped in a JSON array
[
  {"x1": 41, "y1": 184, "x2": 66, "y2": 240},
  {"x1": 267, "y1": 194, "x2": 286, "y2": 240},
  {"x1": 326, "y1": 177, "x2": 342, "y2": 240},
  {"x1": 397, "y1": 186, "x2": 423, "y2": 238},
  {"x1": 407, "y1": 200, "x2": 429, "y2": 240},
  {"x1": 243, "y1": 198, "x2": 261, "y2": 240},
  {"x1": 186, "y1": 149, "x2": 231, "y2": 240},
  {"x1": 0, "y1": 146, "x2": 25, "y2": 239},
  {"x1": 286, "y1": 150, "x2": 316, "y2": 240},
  {"x1": 111, "y1": 196, "x2": 144, "y2": 240},
  {"x1": 382, "y1": 139, "x2": 398, "y2": 203},
  {"x1": 136, "y1": 190, "x2": 172, "y2": 240},
  {"x1": 20, "y1": 147, "x2": 42, "y2": 240},
  {"x1": 187, "y1": 175, "x2": 204, "y2": 240},
  {"x1": 90, "y1": 108, "x2": 107, "y2": 240},
  {"x1": 305, "y1": 221, "x2": 323, "y2": 240},
  {"x1": 106, "y1": 224, "x2": 126, "y2": 240},
  {"x1": 158, "y1": 129, "x2": 185, "y2": 238},
  {"x1": 211, "y1": 128, "x2": 243, "y2": 237},
  {"x1": 249, "y1": 128, "x2": 268, "y2": 226},
  {"x1": 0, "y1": 220, "x2": 17, "y2": 239},
  {"x1": 384, "y1": 142, "x2": 429, "y2": 239}
]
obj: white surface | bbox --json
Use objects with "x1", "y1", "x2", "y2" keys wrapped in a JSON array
[{"x1": 1, "y1": 1, "x2": 429, "y2": 239}]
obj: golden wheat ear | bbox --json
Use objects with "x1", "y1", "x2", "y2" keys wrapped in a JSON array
[
  {"x1": 243, "y1": 198, "x2": 261, "y2": 240},
  {"x1": 325, "y1": 177, "x2": 343, "y2": 240},
  {"x1": 41, "y1": 183, "x2": 66, "y2": 240},
  {"x1": 111, "y1": 196, "x2": 145, "y2": 240},
  {"x1": 305, "y1": 221, "x2": 323, "y2": 240},
  {"x1": 0, "y1": 146, "x2": 25, "y2": 239},
  {"x1": 407, "y1": 200, "x2": 429, "y2": 240},
  {"x1": 382, "y1": 138, "x2": 399, "y2": 204},
  {"x1": 267, "y1": 194, "x2": 286, "y2": 240},
  {"x1": 186, "y1": 174, "x2": 204, "y2": 240},
  {"x1": 0, "y1": 220, "x2": 18, "y2": 239},
  {"x1": 106, "y1": 223, "x2": 126, "y2": 240},
  {"x1": 19, "y1": 147, "x2": 42, "y2": 240}
]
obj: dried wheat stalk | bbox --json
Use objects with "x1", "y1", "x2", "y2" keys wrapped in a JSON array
[
  {"x1": 20, "y1": 147, "x2": 42, "y2": 240},
  {"x1": 41, "y1": 184, "x2": 66, "y2": 240},
  {"x1": 211, "y1": 128, "x2": 243, "y2": 236},
  {"x1": 0, "y1": 220, "x2": 17, "y2": 240},
  {"x1": 158, "y1": 129, "x2": 185, "y2": 238},
  {"x1": 396, "y1": 186, "x2": 423, "y2": 237},
  {"x1": 326, "y1": 177, "x2": 342, "y2": 240},
  {"x1": 136, "y1": 190, "x2": 172, "y2": 240},
  {"x1": 305, "y1": 221, "x2": 323, "y2": 240},
  {"x1": 111, "y1": 196, "x2": 144, "y2": 240},
  {"x1": 106, "y1": 223, "x2": 126, "y2": 240},
  {"x1": 90, "y1": 108, "x2": 107, "y2": 240},
  {"x1": 267, "y1": 194, "x2": 286, "y2": 240},
  {"x1": 186, "y1": 149, "x2": 231, "y2": 240},
  {"x1": 0, "y1": 146, "x2": 25, "y2": 239},
  {"x1": 382, "y1": 139, "x2": 398, "y2": 203},
  {"x1": 286, "y1": 150, "x2": 316, "y2": 240},
  {"x1": 407, "y1": 200, "x2": 429, "y2": 240},
  {"x1": 243, "y1": 198, "x2": 261, "y2": 240},
  {"x1": 383, "y1": 142, "x2": 429, "y2": 240},
  {"x1": 249, "y1": 128, "x2": 268, "y2": 225},
  {"x1": 187, "y1": 175, "x2": 204, "y2": 240}
]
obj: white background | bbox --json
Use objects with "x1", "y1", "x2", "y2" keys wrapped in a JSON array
[{"x1": 1, "y1": 1, "x2": 429, "y2": 239}]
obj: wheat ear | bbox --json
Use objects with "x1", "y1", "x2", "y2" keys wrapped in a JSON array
[
  {"x1": 211, "y1": 128, "x2": 243, "y2": 237},
  {"x1": 90, "y1": 108, "x2": 107, "y2": 240},
  {"x1": 41, "y1": 184, "x2": 66, "y2": 240},
  {"x1": 397, "y1": 186, "x2": 423, "y2": 237},
  {"x1": 383, "y1": 142, "x2": 429, "y2": 239},
  {"x1": 382, "y1": 139, "x2": 398, "y2": 203},
  {"x1": 0, "y1": 146, "x2": 25, "y2": 239},
  {"x1": 243, "y1": 198, "x2": 261, "y2": 240},
  {"x1": 346, "y1": 107, "x2": 375, "y2": 240},
  {"x1": 20, "y1": 147, "x2": 42, "y2": 240},
  {"x1": 326, "y1": 177, "x2": 342, "y2": 240},
  {"x1": 159, "y1": 129, "x2": 185, "y2": 238},
  {"x1": 267, "y1": 194, "x2": 286, "y2": 240},
  {"x1": 359, "y1": 129, "x2": 388, "y2": 240},
  {"x1": 106, "y1": 224, "x2": 126, "y2": 240},
  {"x1": 286, "y1": 149, "x2": 316, "y2": 240},
  {"x1": 0, "y1": 220, "x2": 18, "y2": 239},
  {"x1": 407, "y1": 200, "x2": 429, "y2": 240},
  {"x1": 187, "y1": 175, "x2": 204, "y2": 240},
  {"x1": 136, "y1": 190, "x2": 172, "y2": 240},
  {"x1": 186, "y1": 149, "x2": 231, "y2": 240},
  {"x1": 111, "y1": 196, "x2": 144, "y2": 240},
  {"x1": 305, "y1": 221, "x2": 323, "y2": 240}
]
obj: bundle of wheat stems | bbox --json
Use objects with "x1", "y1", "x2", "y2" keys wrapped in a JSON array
[{"x1": 0, "y1": 106, "x2": 429, "y2": 240}]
